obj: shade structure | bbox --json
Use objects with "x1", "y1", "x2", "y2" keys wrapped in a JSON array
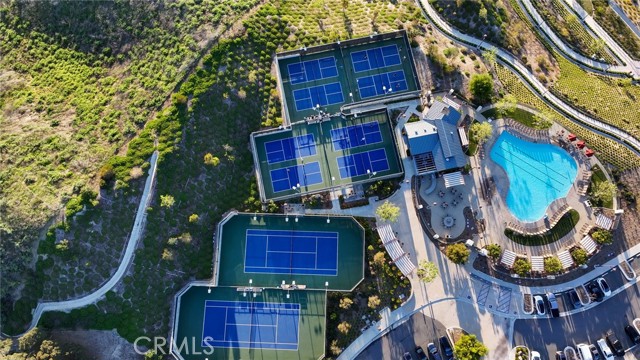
[
  {"x1": 576, "y1": 140, "x2": 586, "y2": 149},
  {"x1": 596, "y1": 213, "x2": 613, "y2": 230},
  {"x1": 580, "y1": 235, "x2": 598, "y2": 255},
  {"x1": 457, "y1": 127, "x2": 469, "y2": 147},
  {"x1": 443, "y1": 171, "x2": 465, "y2": 188},
  {"x1": 567, "y1": 133, "x2": 577, "y2": 141},
  {"x1": 377, "y1": 223, "x2": 396, "y2": 244},
  {"x1": 585, "y1": 148, "x2": 595, "y2": 157}
]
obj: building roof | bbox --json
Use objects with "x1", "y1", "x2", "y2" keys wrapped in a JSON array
[{"x1": 404, "y1": 99, "x2": 467, "y2": 174}]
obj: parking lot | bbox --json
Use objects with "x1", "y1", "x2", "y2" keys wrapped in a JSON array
[
  {"x1": 356, "y1": 312, "x2": 448, "y2": 360},
  {"x1": 515, "y1": 266, "x2": 640, "y2": 359}
]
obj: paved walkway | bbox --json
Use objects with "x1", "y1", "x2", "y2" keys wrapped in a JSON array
[
  {"x1": 517, "y1": 0, "x2": 628, "y2": 74},
  {"x1": 416, "y1": 0, "x2": 640, "y2": 155},
  {"x1": 609, "y1": 0, "x2": 640, "y2": 40},
  {"x1": 560, "y1": 0, "x2": 640, "y2": 78},
  {"x1": 20, "y1": 151, "x2": 159, "y2": 336}
]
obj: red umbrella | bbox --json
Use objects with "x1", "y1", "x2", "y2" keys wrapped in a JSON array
[
  {"x1": 567, "y1": 133, "x2": 577, "y2": 141},
  {"x1": 576, "y1": 140, "x2": 586, "y2": 149},
  {"x1": 585, "y1": 148, "x2": 595, "y2": 157}
]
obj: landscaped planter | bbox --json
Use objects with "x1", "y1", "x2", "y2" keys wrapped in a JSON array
[
  {"x1": 619, "y1": 260, "x2": 636, "y2": 281},
  {"x1": 513, "y1": 346, "x2": 529, "y2": 360},
  {"x1": 523, "y1": 293, "x2": 533, "y2": 315}
]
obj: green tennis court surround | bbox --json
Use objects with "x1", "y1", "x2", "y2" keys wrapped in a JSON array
[
  {"x1": 172, "y1": 286, "x2": 326, "y2": 360},
  {"x1": 216, "y1": 213, "x2": 365, "y2": 291}
]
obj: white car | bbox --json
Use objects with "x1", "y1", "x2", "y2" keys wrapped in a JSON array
[
  {"x1": 531, "y1": 351, "x2": 542, "y2": 360},
  {"x1": 596, "y1": 338, "x2": 615, "y2": 360},
  {"x1": 534, "y1": 295, "x2": 546, "y2": 315},
  {"x1": 597, "y1": 278, "x2": 612, "y2": 297}
]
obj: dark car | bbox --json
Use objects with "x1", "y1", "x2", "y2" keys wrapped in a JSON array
[
  {"x1": 415, "y1": 346, "x2": 428, "y2": 360},
  {"x1": 588, "y1": 344, "x2": 602, "y2": 360},
  {"x1": 567, "y1": 289, "x2": 582, "y2": 309},
  {"x1": 555, "y1": 351, "x2": 567, "y2": 360},
  {"x1": 605, "y1": 331, "x2": 625, "y2": 356},
  {"x1": 546, "y1": 292, "x2": 560, "y2": 318},
  {"x1": 439, "y1": 336, "x2": 454, "y2": 360},
  {"x1": 625, "y1": 324, "x2": 640, "y2": 344},
  {"x1": 427, "y1": 342, "x2": 442, "y2": 360},
  {"x1": 587, "y1": 283, "x2": 604, "y2": 302}
]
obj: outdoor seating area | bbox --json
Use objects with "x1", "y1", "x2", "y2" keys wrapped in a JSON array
[
  {"x1": 421, "y1": 175, "x2": 473, "y2": 239},
  {"x1": 505, "y1": 118, "x2": 550, "y2": 143},
  {"x1": 504, "y1": 199, "x2": 572, "y2": 236}
]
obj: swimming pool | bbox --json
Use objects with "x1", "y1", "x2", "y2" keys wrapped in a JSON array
[{"x1": 490, "y1": 131, "x2": 577, "y2": 222}]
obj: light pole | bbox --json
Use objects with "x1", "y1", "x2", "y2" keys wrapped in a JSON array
[
  {"x1": 367, "y1": 169, "x2": 377, "y2": 179},
  {"x1": 478, "y1": 34, "x2": 487, "y2": 49}
]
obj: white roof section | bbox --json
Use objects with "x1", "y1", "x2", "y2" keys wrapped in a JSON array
[
  {"x1": 501, "y1": 250, "x2": 517, "y2": 268},
  {"x1": 458, "y1": 127, "x2": 469, "y2": 147},
  {"x1": 580, "y1": 235, "x2": 598, "y2": 255},
  {"x1": 377, "y1": 224, "x2": 415, "y2": 276},
  {"x1": 443, "y1": 171, "x2": 465, "y2": 188},
  {"x1": 441, "y1": 96, "x2": 462, "y2": 111},
  {"x1": 377, "y1": 223, "x2": 396, "y2": 244},
  {"x1": 404, "y1": 120, "x2": 437, "y2": 139},
  {"x1": 557, "y1": 250, "x2": 574, "y2": 270},
  {"x1": 531, "y1": 256, "x2": 544, "y2": 273},
  {"x1": 595, "y1": 213, "x2": 613, "y2": 230}
]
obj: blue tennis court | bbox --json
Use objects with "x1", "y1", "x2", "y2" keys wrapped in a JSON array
[
  {"x1": 357, "y1": 70, "x2": 408, "y2": 99},
  {"x1": 351, "y1": 45, "x2": 401, "y2": 72},
  {"x1": 244, "y1": 229, "x2": 339, "y2": 275},
  {"x1": 264, "y1": 134, "x2": 316, "y2": 164},
  {"x1": 201, "y1": 300, "x2": 300, "y2": 350},
  {"x1": 331, "y1": 121, "x2": 383, "y2": 151},
  {"x1": 293, "y1": 82, "x2": 344, "y2": 111},
  {"x1": 270, "y1": 162, "x2": 323, "y2": 193},
  {"x1": 288, "y1": 57, "x2": 338, "y2": 85},
  {"x1": 337, "y1": 149, "x2": 390, "y2": 179}
]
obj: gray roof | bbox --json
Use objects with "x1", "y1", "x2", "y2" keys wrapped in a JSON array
[{"x1": 404, "y1": 121, "x2": 438, "y2": 154}]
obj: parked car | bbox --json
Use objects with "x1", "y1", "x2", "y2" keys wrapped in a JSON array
[
  {"x1": 576, "y1": 343, "x2": 593, "y2": 360},
  {"x1": 568, "y1": 289, "x2": 582, "y2": 309},
  {"x1": 596, "y1": 339, "x2": 614, "y2": 360},
  {"x1": 587, "y1": 283, "x2": 604, "y2": 302},
  {"x1": 625, "y1": 324, "x2": 640, "y2": 344},
  {"x1": 547, "y1": 292, "x2": 560, "y2": 317},
  {"x1": 605, "y1": 331, "x2": 625, "y2": 356},
  {"x1": 403, "y1": 351, "x2": 413, "y2": 360},
  {"x1": 415, "y1": 346, "x2": 428, "y2": 360},
  {"x1": 534, "y1": 295, "x2": 546, "y2": 315},
  {"x1": 588, "y1": 344, "x2": 602, "y2": 360},
  {"x1": 531, "y1": 351, "x2": 542, "y2": 360},
  {"x1": 439, "y1": 336, "x2": 454, "y2": 360},
  {"x1": 555, "y1": 351, "x2": 567, "y2": 360},
  {"x1": 427, "y1": 342, "x2": 442, "y2": 360},
  {"x1": 596, "y1": 278, "x2": 612, "y2": 297}
]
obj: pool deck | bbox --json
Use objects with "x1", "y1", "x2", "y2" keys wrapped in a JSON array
[{"x1": 470, "y1": 118, "x2": 602, "y2": 257}]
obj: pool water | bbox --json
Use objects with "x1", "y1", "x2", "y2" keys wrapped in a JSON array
[{"x1": 490, "y1": 131, "x2": 577, "y2": 222}]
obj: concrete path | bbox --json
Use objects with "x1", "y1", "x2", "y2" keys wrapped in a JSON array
[
  {"x1": 517, "y1": 0, "x2": 628, "y2": 74},
  {"x1": 21, "y1": 151, "x2": 159, "y2": 335},
  {"x1": 416, "y1": 0, "x2": 640, "y2": 155},
  {"x1": 560, "y1": 0, "x2": 640, "y2": 78}
]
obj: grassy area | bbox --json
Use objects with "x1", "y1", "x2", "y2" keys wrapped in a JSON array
[
  {"x1": 589, "y1": 164, "x2": 614, "y2": 208},
  {"x1": 494, "y1": 64, "x2": 638, "y2": 170},
  {"x1": 482, "y1": 107, "x2": 542, "y2": 128},
  {"x1": 6, "y1": 0, "x2": 427, "y2": 339},
  {"x1": 466, "y1": 120, "x2": 479, "y2": 156},
  {"x1": 504, "y1": 209, "x2": 580, "y2": 246}
]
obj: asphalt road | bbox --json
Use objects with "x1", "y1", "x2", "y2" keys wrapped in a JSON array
[
  {"x1": 514, "y1": 271, "x2": 640, "y2": 360},
  {"x1": 357, "y1": 312, "x2": 448, "y2": 360}
]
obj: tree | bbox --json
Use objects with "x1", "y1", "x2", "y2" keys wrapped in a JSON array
[
  {"x1": 454, "y1": 334, "x2": 489, "y2": 360},
  {"x1": 368, "y1": 295, "x2": 381, "y2": 309},
  {"x1": 161, "y1": 248, "x2": 174, "y2": 261},
  {"x1": 145, "y1": 349, "x2": 164, "y2": 360},
  {"x1": 496, "y1": 94, "x2": 517, "y2": 117},
  {"x1": 188, "y1": 214, "x2": 199, "y2": 223},
  {"x1": 591, "y1": 181, "x2": 616, "y2": 205},
  {"x1": 337, "y1": 321, "x2": 351, "y2": 334},
  {"x1": 160, "y1": 194, "x2": 175, "y2": 208},
  {"x1": 533, "y1": 111, "x2": 553, "y2": 129},
  {"x1": 469, "y1": 73, "x2": 493, "y2": 104},
  {"x1": 513, "y1": 258, "x2": 531, "y2": 277},
  {"x1": 373, "y1": 251, "x2": 387, "y2": 267},
  {"x1": 470, "y1": 122, "x2": 492, "y2": 144},
  {"x1": 484, "y1": 244, "x2": 502, "y2": 261},
  {"x1": 339, "y1": 297, "x2": 353, "y2": 310},
  {"x1": 203, "y1": 153, "x2": 220, "y2": 166},
  {"x1": 446, "y1": 243, "x2": 471, "y2": 264},
  {"x1": 592, "y1": 229, "x2": 613, "y2": 245},
  {"x1": 544, "y1": 256, "x2": 563, "y2": 274},
  {"x1": 55, "y1": 239, "x2": 70, "y2": 253},
  {"x1": 571, "y1": 248, "x2": 588, "y2": 265},
  {"x1": 482, "y1": 48, "x2": 497, "y2": 65},
  {"x1": 375, "y1": 200, "x2": 400, "y2": 222},
  {"x1": 18, "y1": 327, "x2": 44, "y2": 352},
  {"x1": 417, "y1": 260, "x2": 439, "y2": 283}
]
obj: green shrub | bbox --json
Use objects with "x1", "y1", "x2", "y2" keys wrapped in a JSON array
[
  {"x1": 513, "y1": 258, "x2": 531, "y2": 277},
  {"x1": 446, "y1": 243, "x2": 470, "y2": 264}
]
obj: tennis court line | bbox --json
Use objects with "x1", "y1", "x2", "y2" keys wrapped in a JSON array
[
  {"x1": 351, "y1": 44, "x2": 401, "y2": 72},
  {"x1": 287, "y1": 56, "x2": 338, "y2": 85},
  {"x1": 331, "y1": 121, "x2": 383, "y2": 151}
]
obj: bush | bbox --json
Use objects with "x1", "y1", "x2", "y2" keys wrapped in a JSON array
[
  {"x1": 469, "y1": 73, "x2": 493, "y2": 104},
  {"x1": 513, "y1": 258, "x2": 531, "y2": 277},
  {"x1": 453, "y1": 334, "x2": 488, "y2": 360},
  {"x1": 592, "y1": 229, "x2": 613, "y2": 245},
  {"x1": 484, "y1": 244, "x2": 502, "y2": 260},
  {"x1": 544, "y1": 256, "x2": 563, "y2": 274},
  {"x1": 571, "y1": 248, "x2": 588, "y2": 265},
  {"x1": 446, "y1": 243, "x2": 470, "y2": 264}
]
